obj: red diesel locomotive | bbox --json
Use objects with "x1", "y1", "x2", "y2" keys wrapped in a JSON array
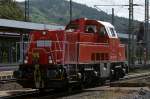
[{"x1": 14, "y1": 18, "x2": 128, "y2": 89}]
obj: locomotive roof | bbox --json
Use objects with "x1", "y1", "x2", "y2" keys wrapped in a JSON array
[
  {"x1": 97, "y1": 20, "x2": 117, "y2": 38},
  {"x1": 97, "y1": 21, "x2": 114, "y2": 28},
  {"x1": 0, "y1": 18, "x2": 64, "y2": 32}
]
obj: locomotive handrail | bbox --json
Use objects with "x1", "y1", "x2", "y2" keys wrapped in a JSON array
[
  {"x1": 17, "y1": 41, "x2": 68, "y2": 52},
  {"x1": 50, "y1": 50, "x2": 64, "y2": 52},
  {"x1": 56, "y1": 32, "x2": 62, "y2": 52},
  {"x1": 77, "y1": 42, "x2": 109, "y2": 45},
  {"x1": 79, "y1": 43, "x2": 109, "y2": 47},
  {"x1": 77, "y1": 42, "x2": 109, "y2": 47},
  {"x1": 17, "y1": 41, "x2": 109, "y2": 45},
  {"x1": 27, "y1": 50, "x2": 65, "y2": 54}
]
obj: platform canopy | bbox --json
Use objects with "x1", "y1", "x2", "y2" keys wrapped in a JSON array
[{"x1": 0, "y1": 18, "x2": 64, "y2": 33}]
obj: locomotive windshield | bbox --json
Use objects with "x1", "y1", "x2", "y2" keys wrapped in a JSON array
[
  {"x1": 109, "y1": 28, "x2": 116, "y2": 37},
  {"x1": 37, "y1": 40, "x2": 51, "y2": 47}
]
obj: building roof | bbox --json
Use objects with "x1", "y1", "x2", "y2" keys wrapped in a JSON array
[
  {"x1": 118, "y1": 33, "x2": 129, "y2": 39},
  {"x1": 0, "y1": 18, "x2": 64, "y2": 31},
  {"x1": 117, "y1": 33, "x2": 136, "y2": 39}
]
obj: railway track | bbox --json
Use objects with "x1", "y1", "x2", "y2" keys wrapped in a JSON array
[
  {"x1": 119, "y1": 72, "x2": 150, "y2": 81},
  {"x1": 1, "y1": 89, "x2": 74, "y2": 99},
  {"x1": 1, "y1": 72, "x2": 150, "y2": 99},
  {"x1": 109, "y1": 72, "x2": 150, "y2": 87},
  {"x1": 0, "y1": 89, "x2": 39, "y2": 99}
]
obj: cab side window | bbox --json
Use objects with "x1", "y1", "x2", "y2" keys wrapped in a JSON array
[
  {"x1": 99, "y1": 27, "x2": 106, "y2": 36},
  {"x1": 85, "y1": 25, "x2": 97, "y2": 33}
]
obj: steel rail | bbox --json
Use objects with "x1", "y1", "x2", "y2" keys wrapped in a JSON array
[
  {"x1": 1, "y1": 89, "x2": 39, "y2": 99},
  {"x1": 108, "y1": 72, "x2": 150, "y2": 87}
]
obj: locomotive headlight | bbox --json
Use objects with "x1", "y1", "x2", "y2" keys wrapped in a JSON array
[
  {"x1": 24, "y1": 56, "x2": 28, "y2": 64},
  {"x1": 42, "y1": 31, "x2": 47, "y2": 35},
  {"x1": 49, "y1": 60, "x2": 52, "y2": 64},
  {"x1": 24, "y1": 60, "x2": 28, "y2": 64},
  {"x1": 48, "y1": 56, "x2": 52, "y2": 63}
]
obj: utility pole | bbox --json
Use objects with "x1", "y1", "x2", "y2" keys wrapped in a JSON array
[
  {"x1": 144, "y1": 0, "x2": 149, "y2": 65},
  {"x1": 112, "y1": 8, "x2": 114, "y2": 25},
  {"x1": 28, "y1": 0, "x2": 29, "y2": 20},
  {"x1": 128, "y1": 0, "x2": 134, "y2": 68},
  {"x1": 25, "y1": 0, "x2": 29, "y2": 21},
  {"x1": 70, "y1": 0, "x2": 72, "y2": 21},
  {"x1": 21, "y1": 0, "x2": 30, "y2": 63},
  {"x1": 94, "y1": 4, "x2": 141, "y2": 26}
]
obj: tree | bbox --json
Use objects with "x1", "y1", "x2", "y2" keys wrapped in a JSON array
[{"x1": 0, "y1": 0, "x2": 24, "y2": 20}]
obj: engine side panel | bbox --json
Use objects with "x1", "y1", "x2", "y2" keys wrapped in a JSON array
[{"x1": 78, "y1": 43, "x2": 109, "y2": 63}]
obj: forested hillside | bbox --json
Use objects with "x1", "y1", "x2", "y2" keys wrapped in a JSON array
[
  {"x1": 0, "y1": 0, "x2": 139, "y2": 33},
  {"x1": 0, "y1": 0, "x2": 24, "y2": 20}
]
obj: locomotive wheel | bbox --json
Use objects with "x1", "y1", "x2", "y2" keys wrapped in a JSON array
[{"x1": 34, "y1": 64, "x2": 44, "y2": 89}]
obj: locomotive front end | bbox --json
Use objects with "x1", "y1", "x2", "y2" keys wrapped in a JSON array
[{"x1": 14, "y1": 30, "x2": 67, "y2": 89}]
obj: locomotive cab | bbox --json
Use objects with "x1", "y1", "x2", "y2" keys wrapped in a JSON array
[{"x1": 66, "y1": 18, "x2": 127, "y2": 82}]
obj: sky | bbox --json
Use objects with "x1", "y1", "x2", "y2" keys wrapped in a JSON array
[{"x1": 16, "y1": 0, "x2": 146, "y2": 21}]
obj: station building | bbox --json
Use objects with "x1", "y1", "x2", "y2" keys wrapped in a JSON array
[{"x1": 0, "y1": 32, "x2": 20, "y2": 63}]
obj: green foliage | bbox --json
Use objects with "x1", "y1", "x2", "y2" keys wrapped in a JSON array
[
  {"x1": 19, "y1": 0, "x2": 139, "y2": 33},
  {"x1": 0, "y1": 0, "x2": 24, "y2": 20},
  {"x1": 0, "y1": 0, "x2": 139, "y2": 33}
]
